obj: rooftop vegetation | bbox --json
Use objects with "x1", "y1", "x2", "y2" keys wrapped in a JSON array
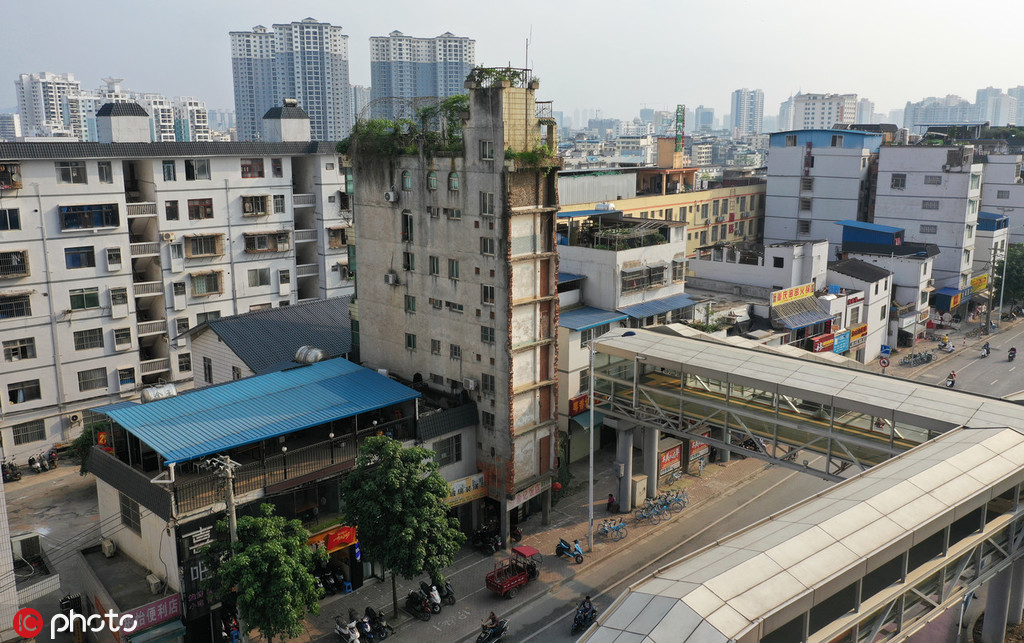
[{"x1": 337, "y1": 94, "x2": 469, "y2": 158}]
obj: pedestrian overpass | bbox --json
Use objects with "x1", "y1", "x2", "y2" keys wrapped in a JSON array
[{"x1": 582, "y1": 330, "x2": 1024, "y2": 643}]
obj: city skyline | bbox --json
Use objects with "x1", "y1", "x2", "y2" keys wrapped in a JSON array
[{"x1": 4, "y1": 0, "x2": 1024, "y2": 126}]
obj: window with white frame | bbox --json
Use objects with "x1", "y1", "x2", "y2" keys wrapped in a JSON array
[
  {"x1": 69, "y1": 287, "x2": 100, "y2": 310},
  {"x1": 481, "y1": 326, "x2": 495, "y2": 344},
  {"x1": 273, "y1": 195, "x2": 285, "y2": 213},
  {"x1": 481, "y1": 284, "x2": 495, "y2": 305},
  {"x1": 480, "y1": 140, "x2": 495, "y2": 160},
  {"x1": 247, "y1": 268, "x2": 271, "y2": 287},
  {"x1": 98, "y1": 161, "x2": 113, "y2": 184},
  {"x1": 55, "y1": 161, "x2": 87, "y2": 184},
  {"x1": 405, "y1": 333, "x2": 417, "y2": 350},
  {"x1": 450, "y1": 344, "x2": 462, "y2": 360},
  {"x1": 891, "y1": 174, "x2": 906, "y2": 190},
  {"x1": 481, "y1": 237, "x2": 495, "y2": 255},
  {"x1": 185, "y1": 159, "x2": 211, "y2": 180},
  {"x1": 3, "y1": 337, "x2": 35, "y2": 361},
  {"x1": 119, "y1": 493, "x2": 141, "y2": 534},
  {"x1": 162, "y1": 160, "x2": 176, "y2": 181},
  {"x1": 480, "y1": 191, "x2": 495, "y2": 215}
]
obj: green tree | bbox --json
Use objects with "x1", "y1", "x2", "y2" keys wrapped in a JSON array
[
  {"x1": 70, "y1": 422, "x2": 100, "y2": 475},
  {"x1": 340, "y1": 435, "x2": 466, "y2": 616},
  {"x1": 995, "y1": 244, "x2": 1024, "y2": 308},
  {"x1": 204, "y1": 504, "x2": 326, "y2": 643}
]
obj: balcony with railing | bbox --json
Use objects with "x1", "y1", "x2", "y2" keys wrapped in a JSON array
[
  {"x1": 126, "y1": 202, "x2": 158, "y2": 217},
  {"x1": 140, "y1": 357, "x2": 171, "y2": 374},
  {"x1": 130, "y1": 242, "x2": 160, "y2": 257},
  {"x1": 293, "y1": 194, "x2": 316, "y2": 208},
  {"x1": 293, "y1": 229, "x2": 318, "y2": 243},
  {"x1": 133, "y1": 281, "x2": 163, "y2": 297},
  {"x1": 296, "y1": 263, "x2": 319, "y2": 277},
  {"x1": 137, "y1": 320, "x2": 167, "y2": 337}
]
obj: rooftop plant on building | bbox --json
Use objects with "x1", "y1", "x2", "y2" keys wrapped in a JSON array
[{"x1": 338, "y1": 93, "x2": 469, "y2": 159}]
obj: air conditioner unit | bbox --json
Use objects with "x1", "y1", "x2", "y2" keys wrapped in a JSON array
[
  {"x1": 66, "y1": 413, "x2": 82, "y2": 428},
  {"x1": 384, "y1": 272, "x2": 398, "y2": 285},
  {"x1": 462, "y1": 377, "x2": 478, "y2": 391},
  {"x1": 146, "y1": 574, "x2": 162, "y2": 595},
  {"x1": 384, "y1": 191, "x2": 399, "y2": 203},
  {"x1": 101, "y1": 539, "x2": 117, "y2": 558},
  {"x1": 161, "y1": 232, "x2": 175, "y2": 241}
]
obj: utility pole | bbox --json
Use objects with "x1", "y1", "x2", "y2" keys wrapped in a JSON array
[
  {"x1": 210, "y1": 456, "x2": 246, "y2": 643},
  {"x1": 986, "y1": 243, "x2": 998, "y2": 334}
]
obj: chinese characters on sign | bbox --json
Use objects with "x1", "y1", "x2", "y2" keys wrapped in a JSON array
[
  {"x1": 308, "y1": 525, "x2": 358, "y2": 553},
  {"x1": 180, "y1": 525, "x2": 213, "y2": 556},
  {"x1": 971, "y1": 274, "x2": 989, "y2": 293},
  {"x1": 445, "y1": 473, "x2": 487, "y2": 506},
  {"x1": 770, "y1": 282, "x2": 815, "y2": 306},
  {"x1": 568, "y1": 394, "x2": 589, "y2": 417},
  {"x1": 659, "y1": 446, "x2": 682, "y2": 473},
  {"x1": 812, "y1": 333, "x2": 835, "y2": 353},
  {"x1": 832, "y1": 330, "x2": 851, "y2": 354},
  {"x1": 508, "y1": 480, "x2": 548, "y2": 510},
  {"x1": 125, "y1": 594, "x2": 182, "y2": 633}
]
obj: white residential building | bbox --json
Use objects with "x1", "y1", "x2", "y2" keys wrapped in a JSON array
[
  {"x1": 62, "y1": 79, "x2": 212, "y2": 143},
  {"x1": 369, "y1": 31, "x2": 475, "y2": 120},
  {"x1": 173, "y1": 98, "x2": 212, "y2": 142},
  {"x1": 730, "y1": 88, "x2": 764, "y2": 138},
  {"x1": 855, "y1": 98, "x2": 875, "y2": 125},
  {"x1": 826, "y1": 259, "x2": 891, "y2": 362},
  {"x1": 764, "y1": 129, "x2": 883, "y2": 254},
  {"x1": 0, "y1": 102, "x2": 351, "y2": 464},
  {"x1": 980, "y1": 154, "x2": 1024, "y2": 244},
  {"x1": 15, "y1": 72, "x2": 81, "y2": 137},
  {"x1": 873, "y1": 146, "x2": 982, "y2": 291},
  {"x1": 231, "y1": 19, "x2": 352, "y2": 141},
  {"x1": 792, "y1": 93, "x2": 858, "y2": 129},
  {"x1": 0, "y1": 114, "x2": 20, "y2": 141}
]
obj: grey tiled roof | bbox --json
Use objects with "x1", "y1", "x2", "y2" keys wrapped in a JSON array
[
  {"x1": 0, "y1": 140, "x2": 339, "y2": 159},
  {"x1": 192, "y1": 296, "x2": 352, "y2": 373},
  {"x1": 828, "y1": 258, "x2": 892, "y2": 283},
  {"x1": 96, "y1": 102, "x2": 149, "y2": 117},
  {"x1": 263, "y1": 105, "x2": 310, "y2": 120}
]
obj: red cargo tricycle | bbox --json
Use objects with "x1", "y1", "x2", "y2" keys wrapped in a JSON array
[{"x1": 484, "y1": 545, "x2": 543, "y2": 599}]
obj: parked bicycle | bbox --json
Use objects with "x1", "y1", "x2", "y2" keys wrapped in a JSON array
[
  {"x1": 598, "y1": 518, "x2": 628, "y2": 541},
  {"x1": 633, "y1": 504, "x2": 661, "y2": 525}
]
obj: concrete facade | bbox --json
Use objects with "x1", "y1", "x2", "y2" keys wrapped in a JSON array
[{"x1": 981, "y1": 154, "x2": 1024, "y2": 244}]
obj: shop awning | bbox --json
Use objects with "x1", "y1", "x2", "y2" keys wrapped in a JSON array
[
  {"x1": 618, "y1": 293, "x2": 696, "y2": 319},
  {"x1": 127, "y1": 620, "x2": 187, "y2": 643},
  {"x1": 772, "y1": 296, "x2": 831, "y2": 330},
  {"x1": 571, "y1": 410, "x2": 605, "y2": 430}
]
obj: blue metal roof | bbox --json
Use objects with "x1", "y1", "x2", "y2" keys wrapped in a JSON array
[
  {"x1": 92, "y1": 358, "x2": 420, "y2": 464},
  {"x1": 559, "y1": 306, "x2": 628, "y2": 331},
  {"x1": 618, "y1": 293, "x2": 696, "y2": 319},
  {"x1": 558, "y1": 272, "x2": 587, "y2": 284},
  {"x1": 835, "y1": 220, "x2": 904, "y2": 234}
]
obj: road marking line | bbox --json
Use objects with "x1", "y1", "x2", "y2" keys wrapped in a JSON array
[{"x1": 992, "y1": 380, "x2": 999, "y2": 385}]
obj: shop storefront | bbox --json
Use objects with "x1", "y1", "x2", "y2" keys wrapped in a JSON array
[{"x1": 308, "y1": 524, "x2": 363, "y2": 590}]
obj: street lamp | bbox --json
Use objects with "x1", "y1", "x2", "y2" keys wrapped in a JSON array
[
  {"x1": 328, "y1": 432, "x2": 335, "y2": 465},
  {"x1": 281, "y1": 445, "x2": 288, "y2": 479}
]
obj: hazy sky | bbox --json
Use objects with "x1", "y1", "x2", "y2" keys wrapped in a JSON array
[{"x1": 5, "y1": 0, "x2": 1024, "y2": 123}]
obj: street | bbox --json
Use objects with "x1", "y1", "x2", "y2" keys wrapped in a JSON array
[{"x1": 911, "y1": 322, "x2": 1024, "y2": 398}]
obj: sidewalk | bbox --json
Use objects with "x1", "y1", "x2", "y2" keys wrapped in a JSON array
[
  {"x1": 285, "y1": 448, "x2": 773, "y2": 643},
  {"x1": 863, "y1": 317, "x2": 1013, "y2": 377}
]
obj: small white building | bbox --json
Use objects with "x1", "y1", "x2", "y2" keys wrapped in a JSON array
[
  {"x1": 980, "y1": 154, "x2": 1024, "y2": 244},
  {"x1": 826, "y1": 259, "x2": 892, "y2": 361}
]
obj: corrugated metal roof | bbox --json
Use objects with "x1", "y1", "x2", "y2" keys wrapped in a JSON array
[
  {"x1": 557, "y1": 208, "x2": 620, "y2": 218},
  {"x1": 92, "y1": 358, "x2": 420, "y2": 464},
  {"x1": 828, "y1": 258, "x2": 892, "y2": 283},
  {"x1": 558, "y1": 272, "x2": 586, "y2": 284},
  {"x1": 0, "y1": 140, "x2": 339, "y2": 160},
  {"x1": 835, "y1": 219, "x2": 904, "y2": 234},
  {"x1": 618, "y1": 293, "x2": 696, "y2": 319},
  {"x1": 417, "y1": 403, "x2": 478, "y2": 442},
  {"x1": 772, "y1": 296, "x2": 831, "y2": 330},
  {"x1": 191, "y1": 296, "x2": 352, "y2": 373},
  {"x1": 559, "y1": 306, "x2": 628, "y2": 331}
]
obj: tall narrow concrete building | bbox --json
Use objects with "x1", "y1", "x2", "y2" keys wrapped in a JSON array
[
  {"x1": 351, "y1": 69, "x2": 559, "y2": 538},
  {"x1": 368, "y1": 31, "x2": 475, "y2": 120},
  {"x1": 230, "y1": 19, "x2": 352, "y2": 141},
  {"x1": 730, "y1": 88, "x2": 764, "y2": 138}
]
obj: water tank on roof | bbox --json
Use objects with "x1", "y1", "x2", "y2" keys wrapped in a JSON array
[
  {"x1": 295, "y1": 345, "x2": 327, "y2": 364},
  {"x1": 142, "y1": 384, "x2": 177, "y2": 403},
  {"x1": 596, "y1": 202, "x2": 616, "y2": 211}
]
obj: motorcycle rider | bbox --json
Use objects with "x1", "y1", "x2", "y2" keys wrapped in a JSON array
[
  {"x1": 483, "y1": 611, "x2": 499, "y2": 632},
  {"x1": 1011, "y1": 347, "x2": 1018, "y2": 360},
  {"x1": 582, "y1": 595, "x2": 595, "y2": 620},
  {"x1": 942, "y1": 334, "x2": 950, "y2": 347},
  {"x1": 983, "y1": 341, "x2": 991, "y2": 356},
  {"x1": 948, "y1": 370, "x2": 957, "y2": 383}
]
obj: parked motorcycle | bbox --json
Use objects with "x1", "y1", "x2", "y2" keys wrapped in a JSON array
[
  {"x1": 364, "y1": 607, "x2": 394, "y2": 640},
  {"x1": 471, "y1": 526, "x2": 503, "y2": 555},
  {"x1": 349, "y1": 608, "x2": 373, "y2": 643},
  {"x1": 476, "y1": 618, "x2": 509, "y2": 643},
  {"x1": 555, "y1": 537, "x2": 584, "y2": 564},
  {"x1": 333, "y1": 614, "x2": 360, "y2": 642},
  {"x1": 319, "y1": 568, "x2": 338, "y2": 595},
  {"x1": 27, "y1": 454, "x2": 43, "y2": 473},
  {"x1": 1, "y1": 459, "x2": 21, "y2": 483},
  {"x1": 419, "y1": 580, "x2": 442, "y2": 613},
  {"x1": 510, "y1": 525, "x2": 523, "y2": 542},
  {"x1": 404, "y1": 590, "x2": 432, "y2": 621},
  {"x1": 571, "y1": 602, "x2": 598, "y2": 634},
  {"x1": 430, "y1": 575, "x2": 456, "y2": 605}
]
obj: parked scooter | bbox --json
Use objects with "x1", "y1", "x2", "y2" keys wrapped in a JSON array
[
  {"x1": 1, "y1": 458, "x2": 22, "y2": 482},
  {"x1": 349, "y1": 608, "x2": 374, "y2": 643},
  {"x1": 476, "y1": 618, "x2": 509, "y2": 643},
  {"x1": 510, "y1": 525, "x2": 523, "y2": 542},
  {"x1": 333, "y1": 614, "x2": 360, "y2": 642},
  {"x1": 404, "y1": 590, "x2": 432, "y2": 621},
  {"x1": 364, "y1": 607, "x2": 394, "y2": 640},
  {"x1": 471, "y1": 526, "x2": 503, "y2": 554},
  {"x1": 555, "y1": 537, "x2": 585, "y2": 564},
  {"x1": 319, "y1": 566, "x2": 339, "y2": 595},
  {"x1": 430, "y1": 575, "x2": 456, "y2": 605},
  {"x1": 27, "y1": 453, "x2": 43, "y2": 473},
  {"x1": 419, "y1": 580, "x2": 442, "y2": 613},
  {"x1": 571, "y1": 600, "x2": 599, "y2": 634}
]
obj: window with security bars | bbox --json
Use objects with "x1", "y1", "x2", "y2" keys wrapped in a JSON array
[
  {"x1": 188, "y1": 236, "x2": 221, "y2": 257},
  {"x1": 119, "y1": 492, "x2": 141, "y2": 534},
  {"x1": 73, "y1": 328, "x2": 104, "y2": 350},
  {"x1": 192, "y1": 272, "x2": 222, "y2": 296},
  {"x1": 114, "y1": 328, "x2": 132, "y2": 346},
  {"x1": 0, "y1": 250, "x2": 28, "y2": 277},
  {"x1": 12, "y1": 420, "x2": 46, "y2": 445},
  {"x1": 431, "y1": 339, "x2": 441, "y2": 354},
  {"x1": 178, "y1": 353, "x2": 192, "y2": 372},
  {"x1": 433, "y1": 434, "x2": 463, "y2": 466},
  {"x1": 77, "y1": 368, "x2": 107, "y2": 391},
  {"x1": 118, "y1": 368, "x2": 136, "y2": 387},
  {"x1": 0, "y1": 294, "x2": 30, "y2": 319}
]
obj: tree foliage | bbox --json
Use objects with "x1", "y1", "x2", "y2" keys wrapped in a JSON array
[
  {"x1": 204, "y1": 504, "x2": 326, "y2": 643},
  {"x1": 995, "y1": 244, "x2": 1024, "y2": 306},
  {"x1": 340, "y1": 436, "x2": 465, "y2": 613},
  {"x1": 70, "y1": 422, "x2": 101, "y2": 475},
  {"x1": 337, "y1": 94, "x2": 469, "y2": 158}
]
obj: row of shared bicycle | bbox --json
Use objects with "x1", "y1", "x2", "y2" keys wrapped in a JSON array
[{"x1": 597, "y1": 489, "x2": 690, "y2": 542}]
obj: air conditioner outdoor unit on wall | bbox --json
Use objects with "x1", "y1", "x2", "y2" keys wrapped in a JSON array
[
  {"x1": 101, "y1": 539, "x2": 117, "y2": 558},
  {"x1": 384, "y1": 191, "x2": 399, "y2": 203},
  {"x1": 66, "y1": 413, "x2": 82, "y2": 428},
  {"x1": 161, "y1": 232, "x2": 175, "y2": 241},
  {"x1": 384, "y1": 272, "x2": 398, "y2": 285},
  {"x1": 462, "y1": 377, "x2": 478, "y2": 391}
]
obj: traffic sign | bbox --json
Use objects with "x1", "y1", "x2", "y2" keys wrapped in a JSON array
[
  {"x1": 879, "y1": 357, "x2": 890, "y2": 368},
  {"x1": 880, "y1": 345, "x2": 892, "y2": 356}
]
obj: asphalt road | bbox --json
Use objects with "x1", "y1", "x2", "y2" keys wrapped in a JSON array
[
  {"x1": 913, "y1": 323, "x2": 1024, "y2": 398},
  {"x1": 500, "y1": 463, "x2": 832, "y2": 642}
]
